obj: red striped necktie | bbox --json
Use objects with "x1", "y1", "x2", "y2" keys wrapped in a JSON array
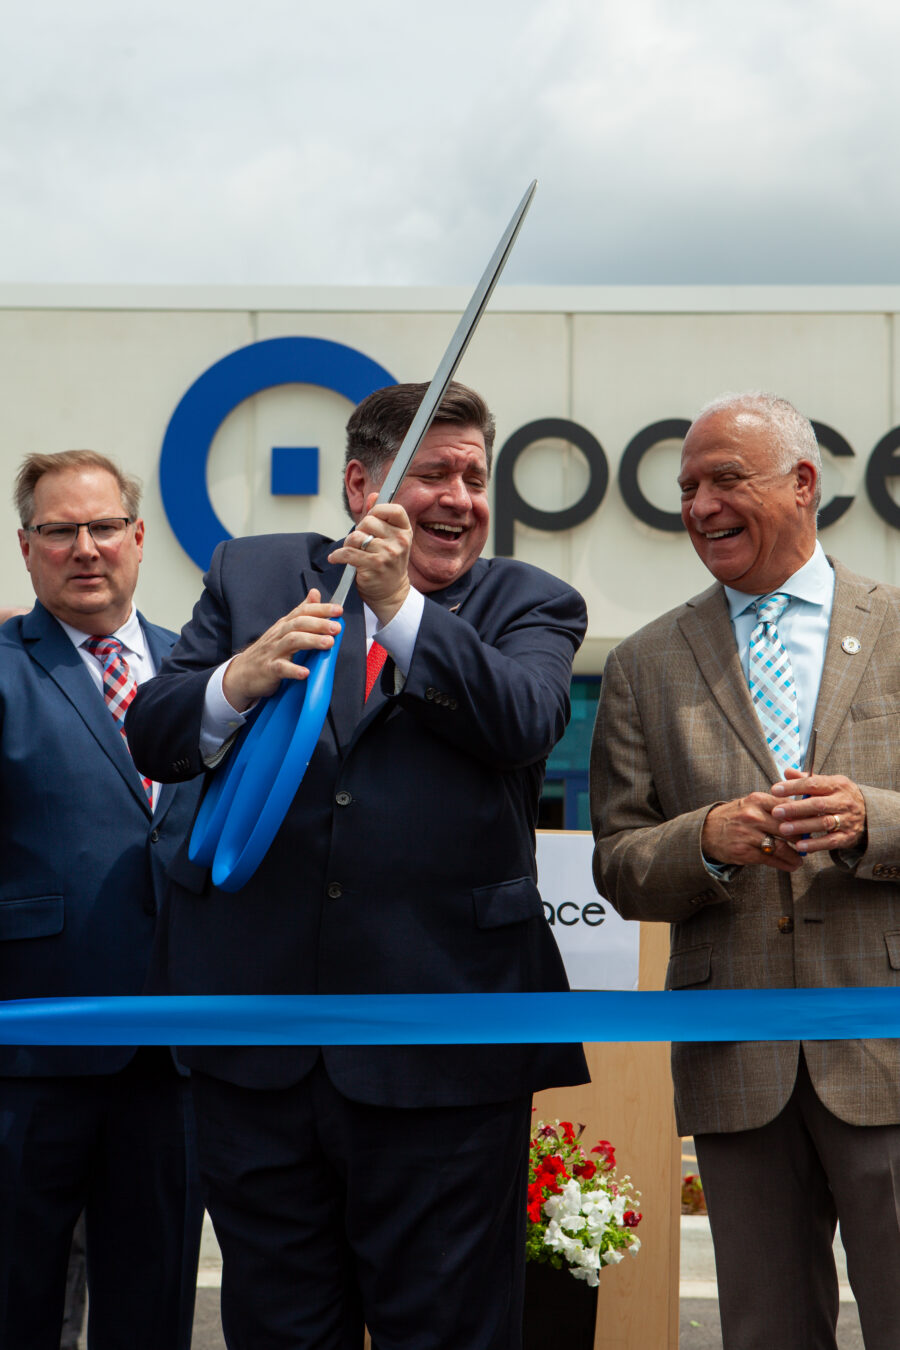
[
  {"x1": 365, "y1": 641, "x2": 388, "y2": 701},
  {"x1": 83, "y1": 636, "x2": 154, "y2": 807}
]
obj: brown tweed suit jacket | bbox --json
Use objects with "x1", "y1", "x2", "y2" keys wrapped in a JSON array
[{"x1": 591, "y1": 557, "x2": 900, "y2": 1135}]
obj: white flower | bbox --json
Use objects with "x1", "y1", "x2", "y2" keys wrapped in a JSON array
[
  {"x1": 602, "y1": 1247, "x2": 625, "y2": 1265},
  {"x1": 574, "y1": 1246, "x2": 601, "y2": 1273},
  {"x1": 543, "y1": 1178, "x2": 583, "y2": 1218},
  {"x1": 543, "y1": 1220, "x2": 582, "y2": 1263},
  {"x1": 570, "y1": 1264, "x2": 600, "y2": 1288}
]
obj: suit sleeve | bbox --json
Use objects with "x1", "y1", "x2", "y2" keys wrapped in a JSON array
[
  {"x1": 398, "y1": 572, "x2": 586, "y2": 771},
  {"x1": 127, "y1": 544, "x2": 235, "y2": 783},
  {"x1": 591, "y1": 646, "x2": 732, "y2": 921},
  {"x1": 836, "y1": 785, "x2": 900, "y2": 880}
]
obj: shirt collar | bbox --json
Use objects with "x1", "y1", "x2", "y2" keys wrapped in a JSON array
[
  {"x1": 725, "y1": 540, "x2": 833, "y2": 621},
  {"x1": 57, "y1": 607, "x2": 145, "y2": 658}
]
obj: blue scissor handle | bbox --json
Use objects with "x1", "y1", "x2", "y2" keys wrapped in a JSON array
[
  {"x1": 188, "y1": 696, "x2": 277, "y2": 865},
  {"x1": 210, "y1": 619, "x2": 346, "y2": 891}
]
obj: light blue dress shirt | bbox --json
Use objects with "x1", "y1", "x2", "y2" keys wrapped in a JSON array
[
  {"x1": 703, "y1": 541, "x2": 835, "y2": 879},
  {"x1": 724, "y1": 540, "x2": 835, "y2": 770}
]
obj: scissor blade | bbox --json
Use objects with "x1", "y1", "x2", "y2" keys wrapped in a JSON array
[{"x1": 331, "y1": 179, "x2": 537, "y2": 607}]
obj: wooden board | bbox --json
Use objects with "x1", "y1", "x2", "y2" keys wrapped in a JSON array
[{"x1": 532, "y1": 922, "x2": 680, "y2": 1350}]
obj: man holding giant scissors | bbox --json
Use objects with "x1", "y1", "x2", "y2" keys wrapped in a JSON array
[
  {"x1": 128, "y1": 381, "x2": 587, "y2": 1349},
  {"x1": 592, "y1": 392, "x2": 900, "y2": 1350}
]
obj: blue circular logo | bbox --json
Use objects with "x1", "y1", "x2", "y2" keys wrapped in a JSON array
[{"x1": 159, "y1": 336, "x2": 397, "y2": 569}]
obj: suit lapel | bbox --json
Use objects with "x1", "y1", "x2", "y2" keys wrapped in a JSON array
[
  {"x1": 342, "y1": 561, "x2": 487, "y2": 752},
  {"x1": 434, "y1": 558, "x2": 486, "y2": 617},
  {"x1": 23, "y1": 604, "x2": 151, "y2": 813},
  {"x1": 677, "y1": 583, "x2": 779, "y2": 778},
  {"x1": 300, "y1": 551, "x2": 366, "y2": 752},
  {"x1": 811, "y1": 560, "x2": 884, "y2": 773}
]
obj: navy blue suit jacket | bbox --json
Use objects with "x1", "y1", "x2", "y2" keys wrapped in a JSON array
[
  {"x1": 127, "y1": 534, "x2": 589, "y2": 1106},
  {"x1": 0, "y1": 603, "x2": 203, "y2": 1076}
]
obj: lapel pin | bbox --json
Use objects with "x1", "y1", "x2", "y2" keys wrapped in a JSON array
[{"x1": 841, "y1": 636, "x2": 861, "y2": 654}]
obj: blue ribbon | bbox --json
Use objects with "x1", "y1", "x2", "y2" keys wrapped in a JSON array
[{"x1": 1, "y1": 990, "x2": 898, "y2": 1045}]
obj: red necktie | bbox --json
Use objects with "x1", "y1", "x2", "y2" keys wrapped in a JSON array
[
  {"x1": 365, "y1": 641, "x2": 388, "y2": 701},
  {"x1": 84, "y1": 636, "x2": 154, "y2": 806}
]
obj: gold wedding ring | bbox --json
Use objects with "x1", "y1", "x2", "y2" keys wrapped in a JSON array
[
  {"x1": 827, "y1": 814, "x2": 841, "y2": 834},
  {"x1": 759, "y1": 835, "x2": 777, "y2": 855}
]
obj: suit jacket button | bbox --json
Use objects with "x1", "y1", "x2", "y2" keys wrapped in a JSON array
[
  {"x1": 150, "y1": 828, "x2": 160, "y2": 843},
  {"x1": 873, "y1": 864, "x2": 885, "y2": 877},
  {"x1": 335, "y1": 791, "x2": 352, "y2": 807},
  {"x1": 326, "y1": 882, "x2": 342, "y2": 899},
  {"x1": 425, "y1": 687, "x2": 436, "y2": 701},
  {"x1": 777, "y1": 916, "x2": 794, "y2": 934}
]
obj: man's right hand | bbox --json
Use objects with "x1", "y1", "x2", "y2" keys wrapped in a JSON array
[
  {"x1": 222, "y1": 589, "x2": 343, "y2": 713},
  {"x1": 702, "y1": 793, "x2": 804, "y2": 873}
]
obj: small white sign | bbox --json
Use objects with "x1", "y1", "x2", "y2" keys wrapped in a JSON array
[{"x1": 536, "y1": 831, "x2": 640, "y2": 992}]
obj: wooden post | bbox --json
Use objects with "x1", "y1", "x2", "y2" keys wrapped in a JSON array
[{"x1": 532, "y1": 922, "x2": 680, "y2": 1350}]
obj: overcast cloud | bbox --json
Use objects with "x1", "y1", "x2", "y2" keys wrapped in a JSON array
[{"x1": 3, "y1": 0, "x2": 899, "y2": 285}]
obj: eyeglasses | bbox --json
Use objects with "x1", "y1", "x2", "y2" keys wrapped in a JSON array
[{"x1": 25, "y1": 518, "x2": 135, "y2": 549}]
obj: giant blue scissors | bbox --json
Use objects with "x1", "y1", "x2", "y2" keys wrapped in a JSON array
[{"x1": 189, "y1": 180, "x2": 537, "y2": 891}]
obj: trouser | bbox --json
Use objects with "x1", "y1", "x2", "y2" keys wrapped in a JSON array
[
  {"x1": 695, "y1": 1050, "x2": 900, "y2": 1350},
  {"x1": 0, "y1": 1048, "x2": 204, "y2": 1350},
  {"x1": 192, "y1": 1059, "x2": 532, "y2": 1350}
]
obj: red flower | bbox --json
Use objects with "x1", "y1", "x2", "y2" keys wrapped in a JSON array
[
  {"x1": 623, "y1": 1210, "x2": 642, "y2": 1228},
  {"x1": 527, "y1": 1197, "x2": 543, "y2": 1222},
  {"x1": 573, "y1": 1160, "x2": 596, "y2": 1180},
  {"x1": 591, "y1": 1140, "x2": 616, "y2": 1170},
  {"x1": 535, "y1": 1156, "x2": 569, "y2": 1195},
  {"x1": 538, "y1": 1125, "x2": 559, "y2": 1140},
  {"x1": 560, "y1": 1121, "x2": 576, "y2": 1142}
]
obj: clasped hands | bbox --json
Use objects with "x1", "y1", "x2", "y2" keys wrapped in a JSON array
[
  {"x1": 222, "y1": 498, "x2": 412, "y2": 714},
  {"x1": 702, "y1": 769, "x2": 867, "y2": 873}
]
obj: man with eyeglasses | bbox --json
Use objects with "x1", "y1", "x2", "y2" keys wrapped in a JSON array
[{"x1": 0, "y1": 451, "x2": 203, "y2": 1350}]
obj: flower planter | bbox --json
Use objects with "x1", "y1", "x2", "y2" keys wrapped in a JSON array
[{"x1": 523, "y1": 1260, "x2": 598, "y2": 1350}]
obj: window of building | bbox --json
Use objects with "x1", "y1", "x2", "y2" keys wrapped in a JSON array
[{"x1": 537, "y1": 677, "x2": 601, "y2": 830}]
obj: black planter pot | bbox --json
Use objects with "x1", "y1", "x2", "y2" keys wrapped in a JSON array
[{"x1": 523, "y1": 1259, "x2": 598, "y2": 1350}]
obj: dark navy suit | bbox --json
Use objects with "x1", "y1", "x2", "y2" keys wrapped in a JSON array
[
  {"x1": 0, "y1": 602, "x2": 204, "y2": 1349},
  {"x1": 127, "y1": 533, "x2": 588, "y2": 1349}
]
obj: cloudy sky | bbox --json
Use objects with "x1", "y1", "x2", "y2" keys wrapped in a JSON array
[{"x1": 3, "y1": 0, "x2": 899, "y2": 286}]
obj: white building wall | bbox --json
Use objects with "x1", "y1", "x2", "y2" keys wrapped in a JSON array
[{"x1": 2, "y1": 285, "x2": 899, "y2": 674}]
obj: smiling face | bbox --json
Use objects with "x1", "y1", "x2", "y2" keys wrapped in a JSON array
[
  {"x1": 345, "y1": 422, "x2": 490, "y2": 593},
  {"x1": 678, "y1": 408, "x2": 818, "y2": 594},
  {"x1": 18, "y1": 466, "x2": 144, "y2": 633}
]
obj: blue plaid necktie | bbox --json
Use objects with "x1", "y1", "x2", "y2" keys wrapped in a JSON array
[{"x1": 748, "y1": 593, "x2": 801, "y2": 771}]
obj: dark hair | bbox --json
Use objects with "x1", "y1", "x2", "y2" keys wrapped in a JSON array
[
  {"x1": 342, "y1": 381, "x2": 496, "y2": 512},
  {"x1": 14, "y1": 450, "x2": 142, "y2": 526}
]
